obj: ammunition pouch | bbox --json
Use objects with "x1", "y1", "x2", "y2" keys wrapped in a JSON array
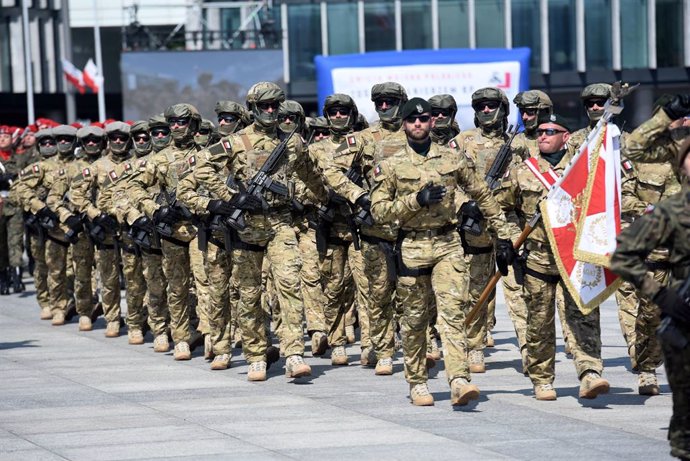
[{"x1": 513, "y1": 249, "x2": 529, "y2": 285}]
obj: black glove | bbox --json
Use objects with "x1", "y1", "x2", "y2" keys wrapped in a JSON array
[
  {"x1": 95, "y1": 213, "x2": 119, "y2": 232},
  {"x1": 229, "y1": 192, "x2": 262, "y2": 211},
  {"x1": 132, "y1": 216, "x2": 152, "y2": 230},
  {"x1": 153, "y1": 206, "x2": 179, "y2": 225},
  {"x1": 653, "y1": 287, "x2": 690, "y2": 325},
  {"x1": 495, "y1": 239, "x2": 516, "y2": 276},
  {"x1": 663, "y1": 94, "x2": 690, "y2": 120},
  {"x1": 0, "y1": 174, "x2": 11, "y2": 190},
  {"x1": 355, "y1": 194, "x2": 371, "y2": 211},
  {"x1": 36, "y1": 207, "x2": 58, "y2": 229},
  {"x1": 416, "y1": 183, "x2": 446, "y2": 207},
  {"x1": 328, "y1": 189, "x2": 348, "y2": 205},
  {"x1": 206, "y1": 199, "x2": 235, "y2": 216},
  {"x1": 64, "y1": 215, "x2": 83, "y2": 233}
]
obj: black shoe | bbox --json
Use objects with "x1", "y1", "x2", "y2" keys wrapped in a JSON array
[
  {"x1": 90, "y1": 303, "x2": 104, "y2": 323},
  {"x1": 0, "y1": 269, "x2": 10, "y2": 295},
  {"x1": 266, "y1": 345, "x2": 280, "y2": 370},
  {"x1": 65, "y1": 305, "x2": 78, "y2": 322}
]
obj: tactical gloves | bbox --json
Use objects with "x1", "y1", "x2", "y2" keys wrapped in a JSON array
[
  {"x1": 495, "y1": 239, "x2": 517, "y2": 276},
  {"x1": 355, "y1": 194, "x2": 372, "y2": 211},
  {"x1": 94, "y1": 213, "x2": 118, "y2": 232},
  {"x1": 229, "y1": 192, "x2": 263, "y2": 211},
  {"x1": 207, "y1": 199, "x2": 235, "y2": 216},
  {"x1": 64, "y1": 215, "x2": 83, "y2": 233},
  {"x1": 663, "y1": 94, "x2": 690, "y2": 120},
  {"x1": 416, "y1": 183, "x2": 446, "y2": 207},
  {"x1": 153, "y1": 206, "x2": 180, "y2": 226}
]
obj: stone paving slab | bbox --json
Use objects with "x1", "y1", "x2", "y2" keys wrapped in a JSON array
[{"x1": 0, "y1": 284, "x2": 674, "y2": 460}]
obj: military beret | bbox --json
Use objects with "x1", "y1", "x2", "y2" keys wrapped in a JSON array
[
  {"x1": 537, "y1": 113, "x2": 573, "y2": 133},
  {"x1": 401, "y1": 98, "x2": 432, "y2": 120},
  {"x1": 0, "y1": 125, "x2": 10, "y2": 134}
]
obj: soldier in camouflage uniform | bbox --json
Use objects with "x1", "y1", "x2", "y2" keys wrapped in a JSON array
[
  {"x1": 14, "y1": 127, "x2": 74, "y2": 324},
  {"x1": 149, "y1": 115, "x2": 172, "y2": 153},
  {"x1": 610, "y1": 138, "x2": 690, "y2": 461},
  {"x1": 451, "y1": 87, "x2": 529, "y2": 373},
  {"x1": 309, "y1": 94, "x2": 374, "y2": 367},
  {"x1": 500, "y1": 114, "x2": 610, "y2": 401},
  {"x1": 46, "y1": 125, "x2": 104, "y2": 331},
  {"x1": 623, "y1": 94, "x2": 690, "y2": 179},
  {"x1": 117, "y1": 120, "x2": 171, "y2": 353},
  {"x1": 567, "y1": 83, "x2": 612, "y2": 154},
  {"x1": 0, "y1": 126, "x2": 25, "y2": 294},
  {"x1": 177, "y1": 83, "x2": 325, "y2": 381},
  {"x1": 306, "y1": 117, "x2": 330, "y2": 144},
  {"x1": 371, "y1": 97, "x2": 517, "y2": 406},
  {"x1": 70, "y1": 122, "x2": 130, "y2": 338},
  {"x1": 126, "y1": 104, "x2": 205, "y2": 361},
  {"x1": 353, "y1": 82, "x2": 410, "y2": 371},
  {"x1": 13, "y1": 129, "x2": 55, "y2": 318}
]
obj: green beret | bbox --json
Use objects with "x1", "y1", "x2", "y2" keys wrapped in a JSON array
[
  {"x1": 400, "y1": 98, "x2": 431, "y2": 120},
  {"x1": 537, "y1": 113, "x2": 573, "y2": 133}
]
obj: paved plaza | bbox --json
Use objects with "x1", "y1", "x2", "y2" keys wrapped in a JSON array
[{"x1": 0, "y1": 280, "x2": 675, "y2": 460}]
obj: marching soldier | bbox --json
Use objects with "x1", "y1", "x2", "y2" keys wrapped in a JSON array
[
  {"x1": 610, "y1": 138, "x2": 690, "y2": 460},
  {"x1": 371, "y1": 97, "x2": 517, "y2": 406}
]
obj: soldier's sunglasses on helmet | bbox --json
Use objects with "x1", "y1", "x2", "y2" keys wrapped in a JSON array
[
  {"x1": 283, "y1": 114, "x2": 299, "y2": 122},
  {"x1": 39, "y1": 138, "x2": 56, "y2": 146},
  {"x1": 405, "y1": 115, "x2": 431, "y2": 123},
  {"x1": 218, "y1": 114, "x2": 238, "y2": 123},
  {"x1": 522, "y1": 108, "x2": 538, "y2": 116},
  {"x1": 585, "y1": 99, "x2": 607, "y2": 108},
  {"x1": 108, "y1": 134, "x2": 128, "y2": 142},
  {"x1": 83, "y1": 136, "x2": 102, "y2": 144},
  {"x1": 133, "y1": 134, "x2": 149, "y2": 142},
  {"x1": 257, "y1": 101, "x2": 280, "y2": 111},
  {"x1": 151, "y1": 127, "x2": 170, "y2": 136},
  {"x1": 196, "y1": 129, "x2": 210, "y2": 135},
  {"x1": 536, "y1": 128, "x2": 566, "y2": 136},
  {"x1": 375, "y1": 97, "x2": 400, "y2": 108},
  {"x1": 167, "y1": 117, "x2": 190, "y2": 127},
  {"x1": 326, "y1": 107, "x2": 351, "y2": 117},
  {"x1": 472, "y1": 101, "x2": 500, "y2": 111},
  {"x1": 313, "y1": 129, "x2": 329, "y2": 137},
  {"x1": 56, "y1": 135, "x2": 75, "y2": 143},
  {"x1": 431, "y1": 109, "x2": 450, "y2": 117}
]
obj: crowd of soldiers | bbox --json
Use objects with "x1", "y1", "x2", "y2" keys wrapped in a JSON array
[{"x1": 1, "y1": 80, "x2": 689, "y2": 459}]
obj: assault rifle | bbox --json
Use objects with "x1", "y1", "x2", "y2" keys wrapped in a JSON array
[
  {"x1": 225, "y1": 125, "x2": 298, "y2": 231},
  {"x1": 155, "y1": 189, "x2": 193, "y2": 238},
  {"x1": 485, "y1": 125, "x2": 518, "y2": 190}
]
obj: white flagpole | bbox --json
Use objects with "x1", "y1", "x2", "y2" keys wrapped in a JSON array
[
  {"x1": 21, "y1": 0, "x2": 35, "y2": 124},
  {"x1": 93, "y1": 0, "x2": 106, "y2": 121}
]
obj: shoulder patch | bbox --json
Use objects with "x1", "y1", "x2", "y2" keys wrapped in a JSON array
[
  {"x1": 188, "y1": 155, "x2": 197, "y2": 167},
  {"x1": 374, "y1": 165, "x2": 382, "y2": 177},
  {"x1": 124, "y1": 163, "x2": 133, "y2": 173},
  {"x1": 32, "y1": 164, "x2": 40, "y2": 173},
  {"x1": 59, "y1": 168, "x2": 65, "y2": 176},
  {"x1": 137, "y1": 160, "x2": 147, "y2": 169},
  {"x1": 108, "y1": 170, "x2": 118, "y2": 181},
  {"x1": 448, "y1": 139, "x2": 460, "y2": 151},
  {"x1": 347, "y1": 135, "x2": 357, "y2": 147},
  {"x1": 82, "y1": 168, "x2": 91, "y2": 178},
  {"x1": 208, "y1": 143, "x2": 226, "y2": 156},
  {"x1": 622, "y1": 159, "x2": 633, "y2": 173}
]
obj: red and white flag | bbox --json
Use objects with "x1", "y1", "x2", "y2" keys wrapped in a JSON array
[
  {"x1": 539, "y1": 120, "x2": 623, "y2": 314},
  {"x1": 82, "y1": 58, "x2": 103, "y2": 93},
  {"x1": 61, "y1": 59, "x2": 85, "y2": 94}
]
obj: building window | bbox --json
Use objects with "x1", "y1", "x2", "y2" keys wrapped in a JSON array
[
  {"x1": 401, "y1": 0, "x2": 432, "y2": 50},
  {"x1": 327, "y1": 3, "x2": 359, "y2": 55},
  {"x1": 656, "y1": 0, "x2": 683, "y2": 67},
  {"x1": 549, "y1": 0, "x2": 577, "y2": 71},
  {"x1": 476, "y1": 0, "x2": 505, "y2": 48},
  {"x1": 584, "y1": 0, "x2": 612, "y2": 69},
  {"x1": 365, "y1": 1, "x2": 396, "y2": 51},
  {"x1": 438, "y1": 0, "x2": 469, "y2": 48},
  {"x1": 512, "y1": 0, "x2": 541, "y2": 71},
  {"x1": 620, "y1": 0, "x2": 647, "y2": 69},
  {"x1": 287, "y1": 4, "x2": 321, "y2": 81}
]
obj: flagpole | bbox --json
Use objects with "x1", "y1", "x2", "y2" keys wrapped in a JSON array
[
  {"x1": 93, "y1": 1, "x2": 106, "y2": 121},
  {"x1": 21, "y1": 0, "x2": 35, "y2": 124},
  {"x1": 61, "y1": 0, "x2": 76, "y2": 122}
]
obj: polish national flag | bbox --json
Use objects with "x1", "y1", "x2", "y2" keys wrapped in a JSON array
[
  {"x1": 61, "y1": 59, "x2": 85, "y2": 94},
  {"x1": 82, "y1": 58, "x2": 104, "y2": 93},
  {"x1": 539, "y1": 117, "x2": 623, "y2": 315}
]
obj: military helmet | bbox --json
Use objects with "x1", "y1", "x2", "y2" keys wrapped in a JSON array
[
  {"x1": 105, "y1": 121, "x2": 132, "y2": 156},
  {"x1": 36, "y1": 128, "x2": 57, "y2": 157},
  {"x1": 370, "y1": 82, "x2": 408, "y2": 103},
  {"x1": 130, "y1": 120, "x2": 149, "y2": 135},
  {"x1": 148, "y1": 113, "x2": 168, "y2": 129},
  {"x1": 429, "y1": 94, "x2": 458, "y2": 131},
  {"x1": 245, "y1": 81, "x2": 285, "y2": 129},
  {"x1": 77, "y1": 126, "x2": 106, "y2": 155},
  {"x1": 53, "y1": 124, "x2": 78, "y2": 155},
  {"x1": 323, "y1": 93, "x2": 359, "y2": 135},
  {"x1": 194, "y1": 119, "x2": 217, "y2": 148},
  {"x1": 164, "y1": 103, "x2": 201, "y2": 143},
  {"x1": 471, "y1": 87, "x2": 509, "y2": 129},
  {"x1": 514, "y1": 90, "x2": 552, "y2": 110},
  {"x1": 147, "y1": 113, "x2": 171, "y2": 152},
  {"x1": 580, "y1": 83, "x2": 612, "y2": 100},
  {"x1": 305, "y1": 116, "x2": 330, "y2": 143},
  {"x1": 214, "y1": 100, "x2": 249, "y2": 135},
  {"x1": 129, "y1": 121, "x2": 151, "y2": 156}
]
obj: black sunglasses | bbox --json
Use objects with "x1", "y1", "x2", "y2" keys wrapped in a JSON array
[
  {"x1": 133, "y1": 134, "x2": 150, "y2": 142},
  {"x1": 282, "y1": 114, "x2": 299, "y2": 122},
  {"x1": 167, "y1": 117, "x2": 190, "y2": 126},
  {"x1": 82, "y1": 136, "x2": 102, "y2": 144},
  {"x1": 375, "y1": 97, "x2": 400, "y2": 108},
  {"x1": 257, "y1": 101, "x2": 280, "y2": 111},
  {"x1": 431, "y1": 109, "x2": 451, "y2": 117},
  {"x1": 536, "y1": 128, "x2": 567, "y2": 136},
  {"x1": 585, "y1": 99, "x2": 607, "y2": 109},
  {"x1": 56, "y1": 135, "x2": 75, "y2": 143},
  {"x1": 405, "y1": 115, "x2": 431, "y2": 123},
  {"x1": 196, "y1": 129, "x2": 211, "y2": 135},
  {"x1": 218, "y1": 114, "x2": 238, "y2": 123},
  {"x1": 39, "y1": 138, "x2": 56, "y2": 146},
  {"x1": 522, "y1": 108, "x2": 538, "y2": 116},
  {"x1": 326, "y1": 107, "x2": 351, "y2": 117},
  {"x1": 108, "y1": 134, "x2": 129, "y2": 142},
  {"x1": 472, "y1": 101, "x2": 500, "y2": 111},
  {"x1": 151, "y1": 127, "x2": 170, "y2": 136}
]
